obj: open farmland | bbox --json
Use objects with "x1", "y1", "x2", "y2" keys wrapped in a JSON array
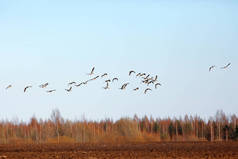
[{"x1": 0, "y1": 142, "x2": 238, "y2": 159}]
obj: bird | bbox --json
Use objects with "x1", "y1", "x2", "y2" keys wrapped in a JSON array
[
  {"x1": 24, "y1": 86, "x2": 32, "y2": 93},
  {"x1": 68, "y1": 82, "x2": 76, "y2": 85},
  {"x1": 75, "y1": 83, "x2": 83, "y2": 87},
  {"x1": 83, "y1": 82, "x2": 87, "y2": 85},
  {"x1": 221, "y1": 63, "x2": 231, "y2": 69},
  {"x1": 65, "y1": 87, "x2": 72, "y2": 92},
  {"x1": 39, "y1": 82, "x2": 49, "y2": 88},
  {"x1": 155, "y1": 83, "x2": 161, "y2": 89},
  {"x1": 154, "y1": 75, "x2": 158, "y2": 81},
  {"x1": 101, "y1": 73, "x2": 108, "y2": 78},
  {"x1": 144, "y1": 88, "x2": 152, "y2": 94},
  {"x1": 129, "y1": 70, "x2": 136, "y2": 76},
  {"x1": 140, "y1": 73, "x2": 146, "y2": 77},
  {"x1": 209, "y1": 65, "x2": 215, "y2": 72},
  {"x1": 112, "y1": 78, "x2": 118, "y2": 82},
  {"x1": 136, "y1": 73, "x2": 141, "y2": 77},
  {"x1": 88, "y1": 67, "x2": 95, "y2": 75},
  {"x1": 6, "y1": 85, "x2": 12, "y2": 90},
  {"x1": 92, "y1": 75, "x2": 99, "y2": 80},
  {"x1": 105, "y1": 79, "x2": 111, "y2": 83},
  {"x1": 147, "y1": 81, "x2": 154, "y2": 86},
  {"x1": 46, "y1": 89, "x2": 56, "y2": 93},
  {"x1": 144, "y1": 74, "x2": 150, "y2": 79},
  {"x1": 133, "y1": 87, "x2": 139, "y2": 91},
  {"x1": 119, "y1": 83, "x2": 129, "y2": 90},
  {"x1": 103, "y1": 82, "x2": 109, "y2": 90}
]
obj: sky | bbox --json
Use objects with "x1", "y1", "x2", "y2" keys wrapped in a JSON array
[{"x1": 0, "y1": 0, "x2": 237, "y2": 122}]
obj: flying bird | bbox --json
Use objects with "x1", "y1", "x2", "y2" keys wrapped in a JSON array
[
  {"x1": 65, "y1": 87, "x2": 72, "y2": 92},
  {"x1": 39, "y1": 82, "x2": 49, "y2": 88},
  {"x1": 133, "y1": 87, "x2": 139, "y2": 91},
  {"x1": 105, "y1": 79, "x2": 111, "y2": 83},
  {"x1": 75, "y1": 83, "x2": 83, "y2": 87},
  {"x1": 144, "y1": 88, "x2": 152, "y2": 94},
  {"x1": 221, "y1": 63, "x2": 231, "y2": 69},
  {"x1": 119, "y1": 83, "x2": 129, "y2": 90},
  {"x1": 155, "y1": 83, "x2": 161, "y2": 89},
  {"x1": 68, "y1": 82, "x2": 76, "y2": 85},
  {"x1": 112, "y1": 78, "x2": 118, "y2": 82},
  {"x1": 209, "y1": 65, "x2": 215, "y2": 72},
  {"x1": 103, "y1": 82, "x2": 110, "y2": 90},
  {"x1": 136, "y1": 73, "x2": 141, "y2": 77},
  {"x1": 6, "y1": 85, "x2": 12, "y2": 90},
  {"x1": 144, "y1": 74, "x2": 150, "y2": 79},
  {"x1": 129, "y1": 70, "x2": 136, "y2": 76},
  {"x1": 88, "y1": 67, "x2": 95, "y2": 75},
  {"x1": 24, "y1": 86, "x2": 32, "y2": 93},
  {"x1": 46, "y1": 89, "x2": 56, "y2": 93},
  {"x1": 154, "y1": 75, "x2": 158, "y2": 81},
  {"x1": 92, "y1": 75, "x2": 99, "y2": 80},
  {"x1": 101, "y1": 73, "x2": 108, "y2": 78}
]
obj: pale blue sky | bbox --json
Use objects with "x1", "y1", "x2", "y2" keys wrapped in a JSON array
[{"x1": 0, "y1": 1, "x2": 237, "y2": 121}]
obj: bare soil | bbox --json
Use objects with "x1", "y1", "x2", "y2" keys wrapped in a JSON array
[{"x1": 0, "y1": 142, "x2": 237, "y2": 159}]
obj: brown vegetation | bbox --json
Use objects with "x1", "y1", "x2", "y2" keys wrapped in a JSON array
[{"x1": 0, "y1": 109, "x2": 237, "y2": 144}]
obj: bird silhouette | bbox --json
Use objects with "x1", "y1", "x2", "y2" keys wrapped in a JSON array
[
  {"x1": 129, "y1": 70, "x2": 136, "y2": 76},
  {"x1": 144, "y1": 88, "x2": 152, "y2": 94},
  {"x1": 46, "y1": 89, "x2": 56, "y2": 93},
  {"x1": 209, "y1": 65, "x2": 215, "y2": 72},
  {"x1": 103, "y1": 82, "x2": 110, "y2": 90},
  {"x1": 39, "y1": 82, "x2": 49, "y2": 88},
  {"x1": 221, "y1": 63, "x2": 231, "y2": 69},
  {"x1": 155, "y1": 83, "x2": 161, "y2": 89},
  {"x1": 24, "y1": 86, "x2": 32, "y2": 93},
  {"x1": 112, "y1": 78, "x2": 118, "y2": 82},
  {"x1": 65, "y1": 87, "x2": 72, "y2": 92},
  {"x1": 101, "y1": 73, "x2": 108, "y2": 78},
  {"x1": 92, "y1": 75, "x2": 99, "y2": 80},
  {"x1": 88, "y1": 67, "x2": 95, "y2": 75},
  {"x1": 6, "y1": 85, "x2": 12, "y2": 90},
  {"x1": 133, "y1": 87, "x2": 139, "y2": 91},
  {"x1": 119, "y1": 83, "x2": 129, "y2": 90},
  {"x1": 68, "y1": 82, "x2": 76, "y2": 85},
  {"x1": 75, "y1": 83, "x2": 83, "y2": 87},
  {"x1": 136, "y1": 73, "x2": 141, "y2": 77},
  {"x1": 105, "y1": 79, "x2": 111, "y2": 83}
]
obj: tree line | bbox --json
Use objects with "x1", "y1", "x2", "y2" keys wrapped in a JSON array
[{"x1": 0, "y1": 109, "x2": 237, "y2": 144}]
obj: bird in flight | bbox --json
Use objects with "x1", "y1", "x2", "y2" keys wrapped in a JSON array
[
  {"x1": 209, "y1": 65, "x2": 215, "y2": 72},
  {"x1": 101, "y1": 73, "x2": 108, "y2": 78},
  {"x1": 136, "y1": 73, "x2": 141, "y2": 77},
  {"x1": 24, "y1": 86, "x2": 32, "y2": 93},
  {"x1": 103, "y1": 82, "x2": 110, "y2": 90},
  {"x1": 112, "y1": 78, "x2": 118, "y2": 82},
  {"x1": 6, "y1": 85, "x2": 12, "y2": 90},
  {"x1": 144, "y1": 88, "x2": 152, "y2": 94},
  {"x1": 65, "y1": 87, "x2": 72, "y2": 92},
  {"x1": 68, "y1": 82, "x2": 76, "y2": 85},
  {"x1": 92, "y1": 75, "x2": 99, "y2": 80},
  {"x1": 129, "y1": 70, "x2": 136, "y2": 76},
  {"x1": 105, "y1": 79, "x2": 111, "y2": 83},
  {"x1": 39, "y1": 82, "x2": 49, "y2": 88},
  {"x1": 46, "y1": 89, "x2": 56, "y2": 93},
  {"x1": 119, "y1": 83, "x2": 129, "y2": 90},
  {"x1": 155, "y1": 83, "x2": 161, "y2": 89},
  {"x1": 133, "y1": 87, "x2": 139, "y2": 91},
  {"x1": 75, "y1": 83, "x2": 83, "y2": 87},
  {"x1": 221, "y1": 63, "x2": 231, "y2": 69},
  {"x1": 88, "y1": 67, "x2": 95, "y2": 75}
]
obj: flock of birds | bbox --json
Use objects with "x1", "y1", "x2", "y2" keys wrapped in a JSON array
[
  {"x1": 4, "y1": 67, "x2": 162, "y2": 95},
  {"x1": 3, "y1": 62, "x2": 231, "y2": 95},
  {"x1": 209, "y1": 63, "x2": 231, "y2": 72}
]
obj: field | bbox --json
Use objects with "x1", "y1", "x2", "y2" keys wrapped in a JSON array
[{"x1": 0, "y1": 142, "x2": 238, "y2": 159}]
